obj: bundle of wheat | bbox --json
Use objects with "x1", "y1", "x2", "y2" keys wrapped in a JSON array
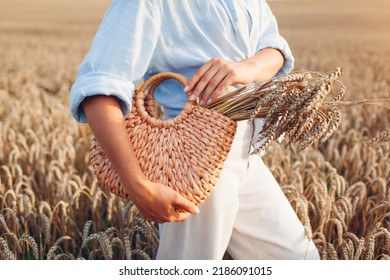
[{"x1": 206, "y1": 68, "x2": 389, "y2": 153}]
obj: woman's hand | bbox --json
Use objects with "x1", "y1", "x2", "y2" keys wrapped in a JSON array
[
  {"x1": 185, "y1": 48, "x2": 284, "y2": 105},
  {"x1": 185, "y1": 58, "x2": 258, "y2": 106},
  {"x1": 129, "y1": 179, "x2": 199, "y2": 224}
]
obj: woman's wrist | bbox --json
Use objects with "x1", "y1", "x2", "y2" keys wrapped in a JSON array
[
  {"x1": 244, "y1": 48, "x2": 284, "y2": 82},
  {"x1": 122, "y1": 172, "x2": 151, "y2": 203},
  {"x1": 239, "y1": 59, "x2": 262, "y2": 82}
]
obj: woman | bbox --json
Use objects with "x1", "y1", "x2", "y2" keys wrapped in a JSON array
[{"x1": 70, "y1": 0, "x2": 320, "y2": 260}]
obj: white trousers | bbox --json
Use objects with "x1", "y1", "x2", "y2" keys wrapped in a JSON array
[{"x1": 156, "y1": 120, "x2": 320, "y2": 260}]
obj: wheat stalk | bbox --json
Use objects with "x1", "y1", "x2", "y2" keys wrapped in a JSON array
[
  {"x1": 0, "y1": 237, "x2": 16, "y2": 260},
  {"x1": 19, "y1": 234, "x2": 39, "y2": 260}
]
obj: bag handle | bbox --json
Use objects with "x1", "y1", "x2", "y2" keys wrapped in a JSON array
[
  {"x1": 134, "y1": 72, "x2": 196, "y2": 128},
  {"x1": 138, "y1": 72, "x2": 189, "y2": 99}
]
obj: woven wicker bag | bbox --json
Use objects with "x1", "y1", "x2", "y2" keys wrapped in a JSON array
[{"x1": 90, "y1": 72, "x2": 237, "y2": 205}]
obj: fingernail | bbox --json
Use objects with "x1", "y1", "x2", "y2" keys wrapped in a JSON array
[
  {"x1": 184, "y1": 85, "x2": 190, "y2": 92},
  {"x1": 206, "y1": 98, "x2": 212, "y2": 105},
  {"x1": 199, "y1": 100, "x2": 204, "y2": 106},
  {"x1": 189, "y1": 94, "x2": 195, "y2": 101},
  {"x1": 194, "y1": 207, "x2": 200, "y2": 214}
]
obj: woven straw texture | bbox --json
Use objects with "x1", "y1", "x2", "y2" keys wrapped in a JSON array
[{"x1": 90, "y1": 72, "x2": 237, "y2": 205}]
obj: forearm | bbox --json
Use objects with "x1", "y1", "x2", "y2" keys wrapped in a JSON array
[
  {"x1": 242, "y1": 47, "x2": 285, "y2": 83},
  {"x1": 83, "y1": 96, "x2": 148, "y2": 200}
]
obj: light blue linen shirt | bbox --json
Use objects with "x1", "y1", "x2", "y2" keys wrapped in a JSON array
[{"x1": 70, "y1": 0, "x2": 294, "y2": 123}]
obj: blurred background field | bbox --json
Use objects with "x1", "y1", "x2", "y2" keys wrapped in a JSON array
[{"x1": 0, "y1": 0, "x2": 389, "y2": 259}]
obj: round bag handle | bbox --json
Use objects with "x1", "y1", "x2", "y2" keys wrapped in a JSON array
[
  {"x1": 134, "y1": 72, "x2": 196, "y2": 128},
  {"x1": 138, "y1": 72, "x2": 189, "y2": 99}
]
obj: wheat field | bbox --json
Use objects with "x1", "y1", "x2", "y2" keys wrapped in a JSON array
[{"x1": 0, "y1": 0, "x2": 389, "y2": 260}]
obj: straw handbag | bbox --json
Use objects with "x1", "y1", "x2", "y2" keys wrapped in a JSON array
[{"x1": 90, "y1": 72, "x2": 237, "y2": 205}]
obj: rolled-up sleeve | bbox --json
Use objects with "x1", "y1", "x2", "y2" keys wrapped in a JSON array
[
  {"x1": 256, "y1": 0, "x2": 294, "y2": 76},
  {"x1": 70, "y1": 0, "x2": 161, "y2": 123}
]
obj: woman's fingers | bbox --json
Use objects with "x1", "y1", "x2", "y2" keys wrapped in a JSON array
[
  {"x1": 185, "y1": 59, "x2": 214, "y2": 94},
  {"x1": 171, "y1": 209, "x2": 192, "y2": 222},
  {"x1": 194, "y1": 71, "x2": 221, "y2": 104},
  {"x1": 185, "y1": 58, "x2": 241, "y2": 105},
  {"x1": 136, "y1": 204, "x2": 164, "y2": 223},
  {"x1": 186, "y1": 58, "x2": 226, "y2": 100},
  {"x1": 172, "y1": 194, "x2": 200, "y2": 216},
  {"x1": 134, "y1": 183, "x2": 200, "y2": 223},
  {"x1": 140, "y1": 207, "x2": 192, "y2": 223},
  {"x1": 200, "y1": 71, "x2": 228, "y2": 105},
  {"x1": 202, "y1": 72, "x2": 239, "y2": 105}
]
